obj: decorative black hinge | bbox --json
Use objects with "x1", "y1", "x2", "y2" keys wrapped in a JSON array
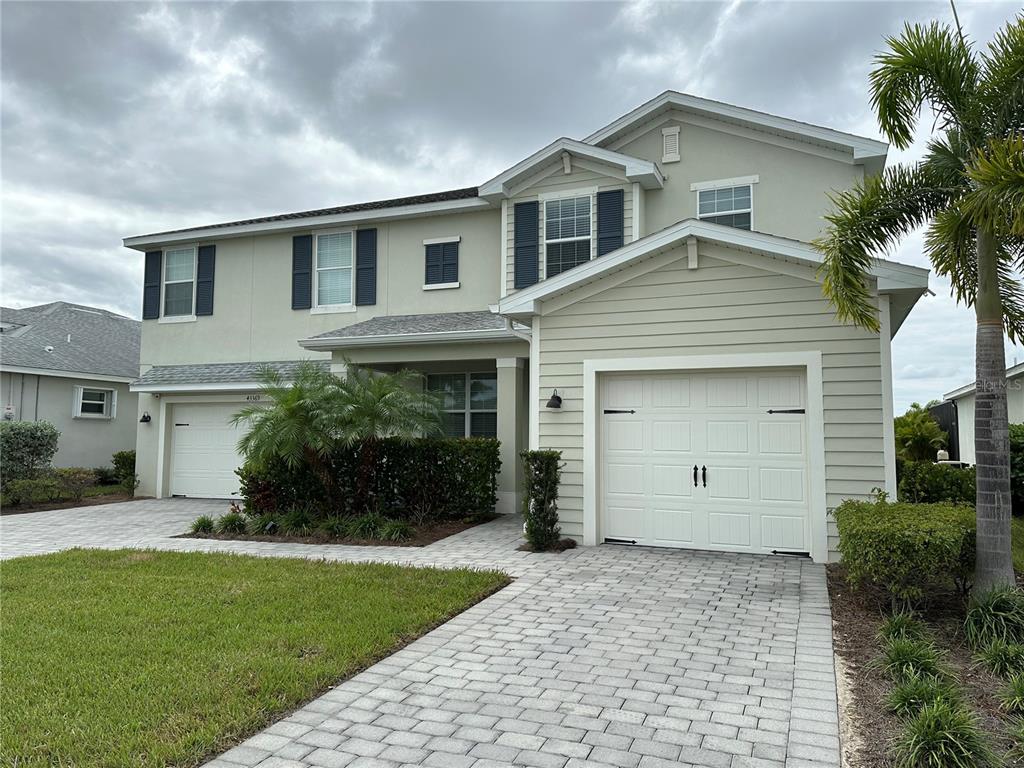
[
  {"x1": 603, "y1": 409, "x2": 636, "y2": 414},
  {"x1": 174, "y1": 423, "x2": 190, "y2": 427},
  {"x1": 766, "y1": 409, "x2": 805, "y2": 414},
  {"x1": 604, "y1": 537, "x2": 637, "y2": 545},
  {"x1": 771, "y1": 550, "x2": 811, "y2": 557}
]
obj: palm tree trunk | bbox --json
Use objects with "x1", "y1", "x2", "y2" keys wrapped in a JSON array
[{"x1": 973, "y1": 226, "x2": 1015, "y2": 592}]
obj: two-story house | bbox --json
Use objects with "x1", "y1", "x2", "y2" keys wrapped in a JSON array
[{"x1": 125, "y1": 91, "x2": 929, "y2": 562}]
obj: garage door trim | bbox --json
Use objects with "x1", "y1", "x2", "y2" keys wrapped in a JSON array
[{"x1": 582, "y1": 351, "x2": 827, "y2": 562}]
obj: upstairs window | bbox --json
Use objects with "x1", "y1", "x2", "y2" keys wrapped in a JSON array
[
  {"x1": 697, "y1": 184, "x2": 752, "y2": 230},
  {"x1": 163, "y1": 247, "x2": 196, "y2": 316},
  {"x1": 426, "y1": 372, "x2": 497, "y2": 438},
  {"x1": 545, "y1": 196, "x2": 592, "y2": 278},
  {"x1": 74, "y1": 386, "x2": 115, "y2": 419},
  {"x1": 424, "y1": 239, "x2": 460, "y2": 288},
  {"x1": 315, "y1": 231, "x2": 354, "y2": 306}
]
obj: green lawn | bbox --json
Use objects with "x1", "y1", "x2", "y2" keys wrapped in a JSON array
[
  {"x1": 0, "y1": 549, "x2": 508, "y2": 767},
  {"x1": 1013, "y1": 515, "x2": 1024, "y2": 573}
]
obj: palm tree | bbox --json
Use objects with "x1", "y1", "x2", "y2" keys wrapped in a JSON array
[
  {"x1": 332, "y1": 365, "x2": 444, "y2": 511},
  {"x1": 815, "y1": 14, "x2": 1024, "y2": 591},
  {"x1": 895, "y1": 403, "x2": 948, "y2": 462}
]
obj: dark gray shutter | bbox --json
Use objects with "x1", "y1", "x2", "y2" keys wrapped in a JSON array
[
  {"x1": 291, "y1": 235, "x2": 313, "y2": 310},
  {"x1": 195, "y1": 245, "x2": 215, "y2": 316},
  {"x1": 425, "y1": 241, "x2": 459, "y2": 285},
  {"x1": 142, "y1": 251, "x2": 162, "y2": 320},
  {"x1": 597, "y1": 189, "x2": 625, "y2": 256},
  {"x1": 355, "y1": 229, "x2": 377, "y2": 305},
  {"x1": 425, "y1": 244, "x2": 443, "y2": 284},
  {"x1": 513, "y1": 201, "x2": 539, "y2": 289}
]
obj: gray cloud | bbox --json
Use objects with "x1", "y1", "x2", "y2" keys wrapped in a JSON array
[{"x1": 1, "y1": 0, "x2": 1020, "y2": 409}]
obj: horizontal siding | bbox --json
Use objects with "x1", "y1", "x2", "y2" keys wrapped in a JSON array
[{"x1": 536, "y1": 250, "x2": 886, "y2": 560}]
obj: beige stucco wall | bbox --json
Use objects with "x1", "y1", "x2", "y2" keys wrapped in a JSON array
[
  {"x1": 534, "y1": 245, "x2": 886, "y2": 559},
  {"x1": 2, "y1": 371, "x2": 138, "y2": 469},
  {"x1": 139, "y1": 207, "x2": 502, "y2": 368}
]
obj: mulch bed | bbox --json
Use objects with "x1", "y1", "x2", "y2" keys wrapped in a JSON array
[
  {"x1": 827, "y1": 565, "x2": 1023, "y2": 767},
  {"x1": 0, "y1": 493, "x2": 145, "y2": 516},
  {"x1": 179, "y1": 515, "x2": 495, "y2": 548}
]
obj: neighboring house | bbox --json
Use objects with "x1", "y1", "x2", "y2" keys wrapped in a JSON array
[
  {"x1": 938, "y1": 361, "x2": 1024, "y2": 465},
  {"x1": 0, "y1": 302, "x2": 141, "y2": 468},
  {"x1": 124, "y1": 91, "x2": 929, "y2": 562}
]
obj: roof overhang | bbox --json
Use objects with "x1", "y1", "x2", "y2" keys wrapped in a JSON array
[
  {"x1": 130, "y1": 381, "x2": 264, "y2": 394},
  {"x1": 943, "y1": 361, "x2": 1024, "y2": 401},
  {"x1": 0, "y1": 365, "x2": 135, "y2": 384},
  {"x1": 298, "y1": 327, "x2": 525, "y2": 352},
  {"x1": 124, "y1": 197, "x2": 493, "y2": 250},
  {"x1": 497, "y1": 219, "x2": 929, "y2": 333},
  {"x1": 584, "y1": 91, "x2": 889, "y2": 166},
  {"x1": 478, "y1": 138, "x2": 664, "y2": 202}
]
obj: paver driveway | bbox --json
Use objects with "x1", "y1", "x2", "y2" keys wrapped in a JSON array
[{"x1": 0, "y1": 500, "x2": 840, "y2": 768}]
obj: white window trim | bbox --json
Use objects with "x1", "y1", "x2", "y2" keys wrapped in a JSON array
[
  {"x1": 422, "y1": 235, "x2": 461, "y2": 245},
  {"x1": 427, "y1": 371, "x2": 498, "y2": 438},
  {"x1": 689, "y1": 175, "x2": 760, "y2": 191},
  {"x1": 73, "y1": 385, "x2": 117, "y2": 420},
  {"x1": 161, "y1": 244, "x2": 198, "y2": 320},
  {"x1": 693, "y1": 177, "x2": 757, "y2": 230},
  {"x1": 423, "y1": 281, "x2": 460, "y2": 291},
  {"x1": 541, "y1": 187, "x2": 598, "y2": 278},
  {"x1": 662, "y1": 125, "x2": 680, "y2": 163},
  {"x1": 313, "y1": 229, "x2": 356, "y2": 311},
  {"x1": 423, "y1": 238, "x2": 461, "y2": 288}
]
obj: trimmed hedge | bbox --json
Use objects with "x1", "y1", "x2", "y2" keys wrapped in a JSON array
[
  {"x1": 238, "y1": 437, "x2": 500, "y2": 521},
  {"x1": 0, "y1": 421, "x2": 60, "y2": 482},
  {"x1": 834, "y1": 499, "x2": 976, "y2": 604},
  {"x1": 522, "y1": 450, "x2": 562, "y2": 551},
  {"x1": 898, "y1": 461, "x2": 976, "y2": 505}
]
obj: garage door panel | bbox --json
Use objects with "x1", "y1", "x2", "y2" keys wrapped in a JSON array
[
  {"x1": 651, "y1": 464, "x2": 692, "y2": 498},
  {"x1": 757, "y1": 375, "x2": 804, "y2": 409},
  {"x1": 759, "y1": 467, "x2": 806, "y2": 502},
  {"x1": 605, "y1": 378, "x2": 644, "y2": 409},
  {"x1": 605, "y1": 504, "x2": 645, "y2": 540},
  {"x1": 605, "y1": 463, "x2": 645, "y2": 495},
  {"x1": 708, "y1": 512, "x2": 751, "y2": 547},
  {"x1": 652, "y1": 419, "x2": 691, "y2": 452},
  {"x1": 651, "y1": 377, "x2": 690, "y2": 408},
  {"x1": 761, "y1": 514, "x2": 806, "y2": 550},
  {"x1": 707, "y1": 421, "x2": 749, "y2": 454},
  {"x1": 706, "y1": 466, "x2": 750, "y2": 500},
  {"x1": 758, "y1": 421, "x2": 803, "y2": 454},
  {"x1": 707, "y1": 377, "x2": 748, "y2": 408},
  {"x1": 607, "y1": 420, "x2": 644, "y2": 452},
  {"x1": 651, "y1": 508, "x2": 694, "y2": 545}
]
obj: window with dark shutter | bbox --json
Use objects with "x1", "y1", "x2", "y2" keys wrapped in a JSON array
[
  {"x1": 424, "y1": 241, "x2": 459, "y2": 286},
  {"x1": 596, "y1": 189, "x2": 625, "y2": 256},
  {"x1": 142, "y1": 251, "x2": 162, "y2": 320},
  {"x1": 195, "y1": 245, "x2": 216, "y2": 316},
  {"x1": 291, "y1": 235, "x2": 313, "y2": 310},
  {"x1": 513, "y1": 201, "x2": 539, "y2": 289},
  {"x1": 355, "y1": 229, "x2": 377, "y2": 306}
]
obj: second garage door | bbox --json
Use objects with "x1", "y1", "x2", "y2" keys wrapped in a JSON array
[
  {"x1": 601, "y1": 370, "x2": 810, "y2": 554},
  {"x1": 169, "y1": 403, "x2": 246, "y2": 499}
]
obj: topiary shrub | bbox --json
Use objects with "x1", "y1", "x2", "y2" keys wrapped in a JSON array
[
  {"x1": 521, "y1": 450, "x2": 562, "y2": 552},
  {"x1": 111, "y1": 450, "x2": 138, "y2": 495},
  {"x1": 898, "y1": 461, "x2": 976, "y2": 505},
  {"x1": 834, "y1": 499, "x2": 975, "y2": 606},
  {"x1": 0, "y1": 421, "x2": 60, "y2": 482}
]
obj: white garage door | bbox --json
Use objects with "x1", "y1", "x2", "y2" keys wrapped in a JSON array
[
  {"x1": 170, "y1": 403, "x2": 245, "y2": 499},
  {"x1": 601, "y1": 370, "x2": 809, "y2": 554}
]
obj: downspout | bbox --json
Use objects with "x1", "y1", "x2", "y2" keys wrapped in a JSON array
[{"x1": 504, "y1": 317, "x2": 532, "y2": 344}]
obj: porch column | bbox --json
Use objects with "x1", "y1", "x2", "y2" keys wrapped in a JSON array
[{"x1": 496, "y1": 357, "x2": 525, "y2": 515}]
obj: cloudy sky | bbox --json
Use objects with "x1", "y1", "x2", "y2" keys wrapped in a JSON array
[{"x1": 1, "y1": 0, "x2": 1020, "y2": 411}]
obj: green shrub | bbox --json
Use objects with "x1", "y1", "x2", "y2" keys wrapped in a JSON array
[
  {"x1": 3, "y1": 475, "x2": 64, "y2": 506},
  {"x1": 92, "y1": 466, "x2": 119, "y2": 485},
  {"x1": 894, "y1": 700, "x2": 995, "y2": 768},
  {"x1": 279, "y1": 506, "x2": 315, "y2": 536},
  {"x1": 345, "y1": 513, "x2": 387, "y2": 540},
  {"x1": 887, "y1": 674, "x2": 962, "y2": 718},
  {"x1": 1010, "y1": 424, "x2": 1024, "y2": 516},
  {"x1": 215, "y1": 511, "x2": 246, "y2": 535},
  {"x1": 56, "y1": 468, "x2": 96, "y2": 502},
  {"x1": 190, "y1": 516, "x2": 215, "y2": 534},
  {"x1": 379, "y1": 519, "x2": 414, "y2": 542},
  {"x1": 834, "y1": 499, "x2": 975, "y2": 604},
  {"x1": 0, "y1": 421, "x2": 60, "y2": 481},
  {"x1": 876, "y1": 637, "x2": 947, "y2": 682},
  {"x1": 246, "y1": 513, "x2": 279, "y2": 535},
  {"x1": 999, "y1": 673, "x2": 1024, "y2": 715},
  {"x1": 974, "y1": 640, "x2": 1024, "y2": 678},
  {"x1": 111, "y1": 450, "x2": 138, "y2": 495},
  {"x1": 521, "y1": 450, "x2": 562, "y2": 552},
  {"x1": 879, "y1": 612, "x2": 929, "y2": 643},
  {"x1": 964, "y1": 587, "x2": 1024, "y2": 649},
  {"x1": 1008, "y1": 718, "x2": 1024, "y2": 761},
  {"x1": 315, "y1": 517, "x2": 348, "y2": 539},
  {"x1": 895, "y1": 404, "x2": 947, "y2": 463},
  {"x1": 898, "y1": 461, "x2": 976, "y2": 505}
]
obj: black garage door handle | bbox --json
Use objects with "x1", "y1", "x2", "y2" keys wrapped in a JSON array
[
  {"x1": 692, "y1": 465, "x2": 698, "y2": 487},
  {"x1": 702, "y1": 465, "x2": 707, "y2": 487}
]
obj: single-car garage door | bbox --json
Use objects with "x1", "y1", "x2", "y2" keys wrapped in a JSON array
[
  {"x1": 601, "y1": 370, "x2": 809, "y2": 554},
  {"x1": 170, "y1": 403, "x2": 245, "y2": 498}
]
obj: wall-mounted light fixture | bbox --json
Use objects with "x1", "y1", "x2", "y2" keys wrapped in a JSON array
[
  {"x1": 546, "y1": 390, "x2": 562, "y2": 409},
  {"x1": 139, "y1": 412, "x2": 152, "y2": 423}
]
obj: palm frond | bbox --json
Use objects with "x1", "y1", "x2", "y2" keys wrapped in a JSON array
[
  {"x1": 962, "y1": 135, "x2": 1024, "y2": 236},
  {"x1": 869, "y1": 21, "x2": 981, "y2": 149},
  {"x1": 977, "y1": 13, "x2": 1024, "y2": 136}
]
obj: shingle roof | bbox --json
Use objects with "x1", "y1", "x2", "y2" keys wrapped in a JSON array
[
  {"x1": 132, "y1": 359, "x2": 329, "y2": 389},
  {"x1": 308, "y1": 311, "x2": 511, "y2": 340},
  {"x1": 0, "y1": 302, "x2": 141, "y2": 379},
  {"x1": 134, "y1": 187, "x2": 480, "y2": 239}
]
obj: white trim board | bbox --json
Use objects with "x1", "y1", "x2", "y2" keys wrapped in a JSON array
[
  {"x1": 299, "y1": 327, "x2": 521, "y2": 351},
  {"x1": 579, "y1": 351, "x2": 828, "y2": 563}
]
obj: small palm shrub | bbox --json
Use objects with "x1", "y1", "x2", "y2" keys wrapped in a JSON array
[
  {"x1": 974, "y1": 641, "x2": 1024, "y2": 678},
  {"x1": 346, "y1": 512, "x2": 387, "y2": 540},
  {"x1": 879, "y1": 612, "x2": 928, "y2": 643},
  {"x1": 964, "y1": 587, "x2": 1024, "y2": 649},
  {"x1": 876, "y1": 637, "x2": 947, "y2": 683},
  {"x1": 999, "y1": 673, "x2": 1024, "y2": 716},
  {"x1": 215, "y1": 511, "x2": 246, "y2": 534},
  {"x1": 887, "y1": 674, "x2": 961, "y2": 718},
  {"x1": 190, "y1": 515, "x2": 215, "y2": 534},
  {"x1": 279, "y1": 507, "x2": 315, "y2": 536},
  {"x1": 893, "y1": 700, "x2": 995, "y2": 768},
  {"x1": 380, "y1": 519, "x2": 414, "y2": 542}
]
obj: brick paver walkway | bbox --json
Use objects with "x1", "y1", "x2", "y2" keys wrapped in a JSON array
[{"x1": 0, "y1": 500, "x2": 839, "y2": 767}]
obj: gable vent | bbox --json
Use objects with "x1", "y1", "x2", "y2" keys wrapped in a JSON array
[{"x1": 662, "y1": 126, "x2": 681, "y2": 163}]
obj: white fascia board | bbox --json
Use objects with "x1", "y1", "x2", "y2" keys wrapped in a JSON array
[
  {"x1": 478, "y1": 138, "x2": 663, "y2": 200},
  {"x1": 130, "y1": 381, "x2": 263, "y2": 394},
  {"x1": 497, "y1": 218, "x2": 928, "y2": 317},
  {"x1": 583, "y1": 91, "x2": 888, "y2": 163},
  {"x1": 0, "y1": 365, "x2": 135, "y2": 384},
  {"x1": 298, "y1": 327, "x2": 519, "y2": 351},
  {"x1": 943, "y1": 361, "x2": 1024, "y2": 401},
  {"x1": 123, "y1": 197, "x2": 492, "y2": 250}
]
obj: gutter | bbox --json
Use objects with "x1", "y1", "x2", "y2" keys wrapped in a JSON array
[{"x1": 297, "y1": 327, "x2": 525, "y2": 351}]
